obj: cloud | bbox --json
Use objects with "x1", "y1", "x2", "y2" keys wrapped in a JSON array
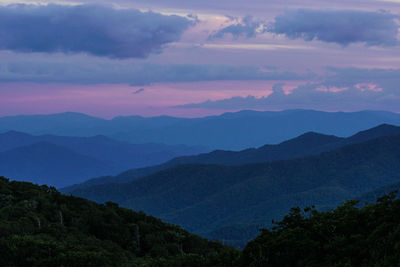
[
  {"x1": 269, "y1": 9, "x2": 399, "y2": 46},
  {"x1": 323, "y1": 67, "x2": 400, "y2": 94},
  {"x1": 0, "y1": 60, "x2": 312, "y2": 85},
  {"x1": 209, "y1": 15, "x2": 266, "y2": 39},
  {"x1": 174, "y1": 84, "x2": 399, "y2": 111},
  {"x1": 132, "y1": 88, "x2": 145, "y2": 94},
  {"x1": 0, "y1": 4, "x2": 192, "y2": 58},
  {"x1": 174, "y1": 68, "x2": 400, "y2": 111}
]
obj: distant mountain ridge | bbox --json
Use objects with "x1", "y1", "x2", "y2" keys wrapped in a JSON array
[
  {"x1": 1, "y1": 110, "x2": 400, "y2": 150},
  {"x1": 69, "y1": 127, "x2": 400, "y2": 246},
  {"x1": 64, "y1": 124, "x2": 400, "y2": 192},
  {"x1": 0, "y1": 142, "x2": 113, "y2": 188},
  {"x1": 0, "y1": 131, "x2": 208, "y2": 187}
]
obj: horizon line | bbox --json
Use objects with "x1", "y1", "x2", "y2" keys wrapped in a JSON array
[{"x1": 0, "y1": 108, "x2": 398, "y2": 120}]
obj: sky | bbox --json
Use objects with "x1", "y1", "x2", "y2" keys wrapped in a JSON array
[{"x1": 1, "y1": 0, "x2": 400, "y2": 118}]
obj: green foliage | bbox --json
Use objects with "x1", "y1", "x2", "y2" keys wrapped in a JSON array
[
  {"x1": 240, "y1": 192, "x2": 400, "y2": 266},
  {"x1": 0, "y1": 177, "x2": 239, "y2": 266},
  {"x1": 4, "y1": 175, "x2": 400, "y2": 266}
]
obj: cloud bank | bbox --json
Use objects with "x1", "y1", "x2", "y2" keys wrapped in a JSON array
[
  {"x1": 269, "y1": 9, "x2": 399, "y2": 46},
  {"x1": 0, "y1": 61, "x2": 311, "y2": 85},
  {"x1": 0, "y1": 4, "x2": 191, "y2": 58},
  {"x1": 175, "y1": 68, "x2": 400, "y2": 111},
  {"x1": 174, "y1": 84, "x2": 399, "y2": 111}
]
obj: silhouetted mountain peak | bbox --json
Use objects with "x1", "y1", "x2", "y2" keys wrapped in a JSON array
[
  {"x1": 361, "y1": 123, "x2": 399, "y2": 133},
  {"x1": 348, "y1": 124, "x2": 400, "y2": 143},
  {"x1": 288, "y1": 131, "x2": 339, "y2": 141},
  {"x1": 268, "y1": 131, "x2": 343, "y2": 149}
]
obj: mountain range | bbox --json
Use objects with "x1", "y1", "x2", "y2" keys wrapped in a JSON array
[
  {"x1": 2, "y1": 110, "x2": 400, "y2": 150},
  {"x1": 0, "y1": 131, "x2": 207, "y2": 187},
  {"x1": 3, "y1": 110, "x2": 400, "y2": 246},
  {"x1": 67, "y1": 124, "x2": 400, "y2": 246},
  {"x1": 63, "y1": 124, "x2": 400, "y2": 192}
]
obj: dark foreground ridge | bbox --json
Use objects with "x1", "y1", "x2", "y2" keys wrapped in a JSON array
[
  {"x1": 239, "y1": 192, "x2": 400, "y2": 266},
  {"x1": 2, "y1": 177, "x2": 400, "y2": 266},
  {"x1": 0, "y1": 177, "x2": 238, "y2": 266}
]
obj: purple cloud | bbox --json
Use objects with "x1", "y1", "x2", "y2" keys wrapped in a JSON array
[
  {"x1": 0, "y1": 4, "x2": 192, "y2": 58},
  {"x1": 209, "y1": 15, "x2": 266, "y2": 39},
  {"x1": 173, "y1": 85, "x2": 398, "y2": 111},
  {"x1": 174, "y1": 68, "x2": 400, "y2": 112},
  {"x1": 269, "y1": 9, "x2": 398, "y2": 46}
]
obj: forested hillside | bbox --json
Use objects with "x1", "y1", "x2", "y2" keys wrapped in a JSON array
[
  {"x1": 3, "y1": 176, "x2": 400, "y2": 267},
  {"x1": 239, "y1": 193, "x2": 400, "y2": 266},
  {"x1": 70, "y1": 133, "x2": 400, "y2": 246},
  {"x1": 357, "y1": 181, "x2": 400, "y2": 204},
  {"x1": 0, "y1": 177, "x2": 238, "y2": 266}
]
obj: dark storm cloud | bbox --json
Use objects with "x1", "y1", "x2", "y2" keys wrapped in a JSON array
[
  {"x1": 0, "y1": 4, "x2": 192, "y2": 58},
  {"x1": 269, "y1": 9, "x2": 399, "y2": 46}
]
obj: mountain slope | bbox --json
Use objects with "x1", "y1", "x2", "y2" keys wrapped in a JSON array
[
  {"x1": 65, "y1": 124, "x2": 400, "y2": 192},
  {"x1": 63, "y1": 132, "x2": 343, "y2": 191},
  {"x1": 0, "y1": 131, "x2": 208, "y2": 187},
  {"x1": 70, "y1": 133, "x2": 400, "y2": 246},
  {"x1": 357, "y1": 181, "x2": 400, "y2": 204},
  {"x1": 0, "y1": 142, "x2": 116, "y2": 187},
  {"x1": 0, "y1": 177, "x2": 238, "y2": 266},
  {"x1": 0, "y1": 112, "x2": 106, "y2": 136},
  {"x1": 2, "y1": 110, "x2": 400, "y2": 150},
  {"x1": 0, "y1": 131, "x2": 208, "y2": 171}
]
